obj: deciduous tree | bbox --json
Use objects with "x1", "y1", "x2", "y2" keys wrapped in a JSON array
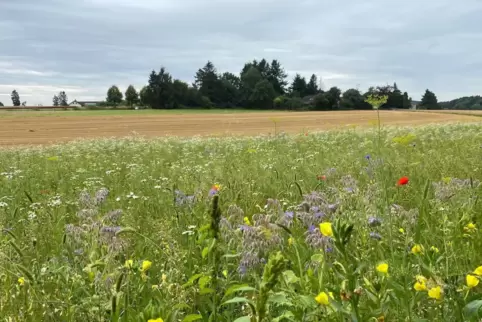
[
  {"x1": 106, "y1": 85, "x2": 123, "y2": 107},
  {"x1": 125, "y1": 85, "x2": 139, "y2": 107}
]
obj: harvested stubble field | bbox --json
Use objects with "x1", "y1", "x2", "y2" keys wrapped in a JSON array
[{"x1": 0, "y1": 110, "x2": 480, "y2": 146}]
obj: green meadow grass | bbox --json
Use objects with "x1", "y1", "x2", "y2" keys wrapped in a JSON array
[{"x1": 1, "y1": 123, "x2": 482, "y2": 321}]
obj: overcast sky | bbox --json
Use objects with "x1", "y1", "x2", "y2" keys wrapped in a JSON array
[{"x1": 0, "y1": 0, "x2": 481, "y2": 106}]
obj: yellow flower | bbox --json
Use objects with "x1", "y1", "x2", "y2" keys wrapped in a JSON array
[
  {"x1": 125, "y1": 259, "x2": 134, "y2": 269},
  {"x1": 411, "y1": 244, "x2": 423, "y2": 255},
  {"x1": 376, "y1": 263, "x2": 389, "y2": 275},
  {"x1": 18, "y1": 277, "x2": 25, "y2": 286},
  {"x1": 464, "y1": 222, "x2": 477, "y2": 233},
  {"x1": 428, "y1": 286, "x2": 442, "y2": 300},
  {"x1": 430, "y1": 246, "x2": 439, "y2": 253},
  {"x1": 213, "y1": 184, "x2": 221, "y2": 191},
  {"x1": 473, "y1": 266, "x2": 482, "y2": 276},
  {"x1": 399, "y1": 228, "x2": 405, "y2": 234},
  {"x1": 319, "y1": 222, "x2": 333, "y2": 237},
  {"x1": 141, "y1": 260, "x2": 152, "y2": 273},
  {"x1": 414, "y1": 276, "x2": 427, "y2": 292},
  {"x1": 414, "y1": 281, "x2": 427, "y2": 291},
  {"x1": 288, "y1": 237, "x2": 294, "y2": 246},
  {"x1": 467, "y1": 275, "x2": 479, "y2": 288},
  {"x1": 243, "y1": 216, "x2": 251, "y2": 226},
  {"x1": 315, "y1": 291, "x2": 331, "y2": 305},
  {"x1": 148, "y1": 318, "x2": 164, "y2": 322},
  {"x1": 162, "y1": 273, "x2": 167, "y2": 283}
]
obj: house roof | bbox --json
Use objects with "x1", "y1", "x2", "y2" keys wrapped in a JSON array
[{"x1": 69, "y1": 100, "x2": 103, "y2": 104}]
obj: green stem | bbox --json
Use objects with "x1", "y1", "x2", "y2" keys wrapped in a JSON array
[{"x1": 294, "y1": 244, "x2": 305, "y2": 290}]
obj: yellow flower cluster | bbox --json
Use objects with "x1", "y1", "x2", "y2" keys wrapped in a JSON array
[{"x1": 413, "y1": 275, "x2": 443, "y2": 300}]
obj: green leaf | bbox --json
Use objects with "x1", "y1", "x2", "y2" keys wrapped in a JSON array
[
  {"x1": 115, "y1": 227, "x2": 136, "y2": 236},
  {"x1": 223, "y1": 297, "x2": 255, "y2": 306},
  {"x1": 464, "y1": 300, "x2": 482, "y2": 318},
  {"x1": 182, "y1": 273, "x2": 204, "y2": 288},
  {"x1": 202, "y1": 247, "x2": 209, "y2": 259},
  {"x1": 182, "y1": 314, "x2": 202, "y2": 322},
  {"x1": 268, "y1": 292, "x2": 293, "y2": 307},
  {"x1": 282, "y1": 270, "x2": 300, "y2": 284},
  {"x1": 296, "y1": 295, "x2": 317, "y2": 309},
  {"x1": 272, "y1": 311, "x2": 295, "y2": 322},
  {"x1": 199, "y1": 224, "x2": 211, "y2": 233},
  {"x1": 233, "y1": 316, "x2": 252, "y2": 322},
  {"x1": 223, "y1": 297, "x2": 257, "y2": 316},
  {"x1": 310, "y1": 254, "x2": 324, "y2": 263},
  {"x1": 223, "y1": 284, "x2": 256, "y2": 300},
  {"x1": 198, "y1": 276, "x2": 211, "y2": 289},
  {"x1": 222, "y1": 253, "x2": 241, "y2": 259},
  {"x1": 199, "y1": 288, "x2": 215, "y2": 295}
]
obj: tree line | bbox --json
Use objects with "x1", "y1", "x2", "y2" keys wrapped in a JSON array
[{"x1": 1, "y1": 59, "x2": 478, "y2": 110}]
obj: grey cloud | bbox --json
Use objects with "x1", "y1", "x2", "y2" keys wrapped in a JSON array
[{"x1": 0, "y1": 0, "x2": 481, "y2": 105}]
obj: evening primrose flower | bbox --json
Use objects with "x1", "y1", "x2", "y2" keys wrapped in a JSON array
[
  {"x1": 141, "y1": 260, "x2": 152, "y2": 273},
  {"x1": 243, "y1": 216, "x2": 251, "y2": 226},
  {"x1": 148, "y1": 318, "x2": 164, "y2": 322},
  {"x1": 376, "y1": 263, "x2": 389, "y2": 275},
  {"x1": 428, "y1": 286, "x2": 442, "y2": 300},
  {"x1": 411, "y1": 244, "x2": 424, "y2": 255},
  {"x1": 466, "y1": 275, "x2": 479, "y2": 288},
  {"x1": 315, "y1": 291, "x2": 334, "y2": 306},
  {"x1": 319, "y1": 222, "x2": 333, "y2": 237},
  {"x1": 18, "y1": 277, "x2": 25, "y2": 286},
  {"x1": 414, "y1": 275, "x2": 427, "y2": 291},
  {"x1": 430, "y1": 246, "x2": 440, "y2": 253},
  {"x1": 473, "y1": 266, "x2": 482, "y2": 276}
]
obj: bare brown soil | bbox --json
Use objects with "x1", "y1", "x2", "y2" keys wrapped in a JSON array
[{"x1": 0, "y1": 110, "x2": 480, "y2": 146}]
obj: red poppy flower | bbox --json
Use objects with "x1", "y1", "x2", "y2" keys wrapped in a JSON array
[
  {"x1": 317, "y1": 175, "x2": 326, "y2": 181},
  {"x1": 397, "y1": 176, "x2": 409, "y2": 186}
]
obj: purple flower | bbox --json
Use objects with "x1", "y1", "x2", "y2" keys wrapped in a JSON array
[
  {"x1": 365, "y1": 154, "x2": 371, "y2": 160},
  {"x1": 368, "y1": 217, "x2": 382, "y2": 227},
  {"x1": 100, "y1": 226, "x2": 121, "y2": 234},
  {"x1": 369, "y1": 232, "x2": 382, "y2": 240},
  {"x1": 239, "y1": 225, "x2": 253, "y2": 232},
  {"x1": 308, "y1": 225, "x2": 315, "y2": 232},
  {"x1": 285, "y1": 211, "x2": 294, "y2": 219}
]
